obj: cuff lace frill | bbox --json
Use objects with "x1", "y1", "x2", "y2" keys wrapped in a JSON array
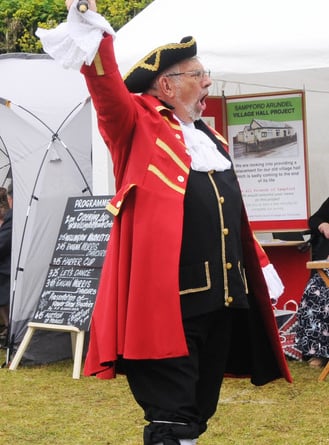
[{"x1": 35, "y1": 0, "x2": 115, "y2": 70}]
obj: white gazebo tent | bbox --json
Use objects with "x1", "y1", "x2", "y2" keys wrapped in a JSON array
[
  {"x1": 111, "y1": 0, "x2": 329, "y2": 212},
  {"x1": 0, "y1": 53, "x2": 93, "y2": 363}
]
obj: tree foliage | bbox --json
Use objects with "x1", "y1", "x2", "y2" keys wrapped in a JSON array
[
  {"x1": 98, "y1": 0, "x2": 153, "y2": 30},
  {"x1": 0, "y1": 0, "x2": 153, "y2": 54}
]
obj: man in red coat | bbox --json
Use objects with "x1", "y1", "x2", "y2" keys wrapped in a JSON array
[{"x1": 38, "y1": 2, "x2": 291, "y2": 444}]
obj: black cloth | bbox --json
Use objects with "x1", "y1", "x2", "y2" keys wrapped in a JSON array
[
  {"x1": 295, "y1": 269, "x2": 329, "y2": 360},
  {"x1": 0, "y1": 208, "x2": 12, "y2": 306},
  {"x1": 295, "y1": 198, "x2": 329, "y2": 358},
  {"x1": 179, "y1": 120, "x2": 249, "y2": 319},
  {"x1": 180, "y1": 168, "x2": 248, "y2": 318},
  {"x1": 123, "y1": 309, "x2": 236, "y2": 444},
  {"x1": 308, "y1": 197, "x2": 329, "y2": 260}
]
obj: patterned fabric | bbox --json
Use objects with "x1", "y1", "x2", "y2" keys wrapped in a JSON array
[
  {"x1": 295, "y1": 269, "x2": 329, "y2": 359},
  {"x1": 276, "y1": 308, "x2": 302, "y2": 361}
]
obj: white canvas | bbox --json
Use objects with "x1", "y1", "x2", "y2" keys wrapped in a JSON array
[
  {"x1": 0, "y1": 54, "x2": 93, "y2": 363},
  {"x1": 113, "y1": 0, "x2": 329, "y2": 212}
]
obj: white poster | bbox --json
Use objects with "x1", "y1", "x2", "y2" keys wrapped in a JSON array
[{"x1": 226, "y1": 92, "x2": 308, "y2": 227}]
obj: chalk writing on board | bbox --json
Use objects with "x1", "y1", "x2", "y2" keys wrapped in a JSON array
[{"x1": 32, "y1": 195, "x2": 112, "y2": 330}]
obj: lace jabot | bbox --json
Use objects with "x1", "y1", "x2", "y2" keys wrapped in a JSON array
[{"x1": 179, "y1": 120, "x2": 231, "y2": 172}]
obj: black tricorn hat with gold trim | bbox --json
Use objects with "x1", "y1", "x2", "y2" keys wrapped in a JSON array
[{"x1": 123, "y1": 36, "x2": 197, "y2": 93}]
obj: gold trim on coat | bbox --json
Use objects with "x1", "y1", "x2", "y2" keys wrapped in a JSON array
[
  {"x1": 94, "y1": 52, "x2": 105, "y2": 76},
  {"x1": 156, "y1": 138, "x2": 189, "y2": 174},
  {"x1": 147, "y1": 164, "x2": 185, "y2": 194},
  {"x1": 179, "y1": 261, "x2": 211, "y2": 295}
]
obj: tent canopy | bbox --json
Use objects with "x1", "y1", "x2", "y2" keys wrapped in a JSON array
[
  {"x1": 0, "y1": 54, "x2": 92, "y2": 362},
  {"x1": 113, "y1": 0, "x2": 329, "y2": 212},
  {"x1": 115, "y1": 0, "x2": 329, "y2": 77}
]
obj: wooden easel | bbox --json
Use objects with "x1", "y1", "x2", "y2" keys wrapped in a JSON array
[
  {"x1": 9, "y1": 322, "x2": 85, "y2": 379},
  {"x1": 306, "y1": 260, "x2": 329, "y2": 382}
]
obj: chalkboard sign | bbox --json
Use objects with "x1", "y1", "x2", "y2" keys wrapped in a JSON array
[{"x1": 32, "y1": 195, "x2": 113, "y2": 331}]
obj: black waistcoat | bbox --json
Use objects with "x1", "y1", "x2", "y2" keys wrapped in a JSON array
[{"x1": 179, "y1": 121, "x2": 249, "y2": 319}]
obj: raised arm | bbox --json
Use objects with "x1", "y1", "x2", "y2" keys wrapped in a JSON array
[{"x1": 65, "y1": 0, "x2": 97, "y2": 12}]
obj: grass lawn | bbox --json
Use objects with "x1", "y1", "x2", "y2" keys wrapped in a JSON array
[{"x1": 0, "y1": 349, "x2": 328, "y2": 444}]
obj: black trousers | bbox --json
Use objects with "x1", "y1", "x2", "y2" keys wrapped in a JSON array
[{"x1": 123, "y1": 308, "x2": 236, "y2": 445}]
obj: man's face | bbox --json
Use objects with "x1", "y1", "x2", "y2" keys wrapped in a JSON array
[{"x1": 163, "y1": 58, "x2": 212, "y2": 123}]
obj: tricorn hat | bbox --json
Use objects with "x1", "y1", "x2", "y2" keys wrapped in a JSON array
[{"x1": 123, "y1": 36, "x2": 197, "y2": 93}]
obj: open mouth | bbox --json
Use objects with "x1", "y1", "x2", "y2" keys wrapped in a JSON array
[{"x1": 200, "y1": 94, "x2": 208, "y2": 111}]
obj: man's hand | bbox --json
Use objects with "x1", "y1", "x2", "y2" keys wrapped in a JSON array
[
  {"x1": 65, "y1": 0, "x2": 97, "y2": 12},
  {"x1": 318, "y1": 222, "x2": 329, "y2": 239}
]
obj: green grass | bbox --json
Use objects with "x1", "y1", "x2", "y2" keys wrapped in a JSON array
[{"x1": 0, "y1": 350, "x2": 328, "y2": 444}]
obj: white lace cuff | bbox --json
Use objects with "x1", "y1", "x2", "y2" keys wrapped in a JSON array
[
  {"x1": 35, "y1": 0, "x2": 115, "y2": 70},
  {"x1": 262, "y1": 263, "x2": 285, "y2": 302}
]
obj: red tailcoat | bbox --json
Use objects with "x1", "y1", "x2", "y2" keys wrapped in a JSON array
[{"x1": 82, "y1": 35, "x2": 292, "y2": 384}]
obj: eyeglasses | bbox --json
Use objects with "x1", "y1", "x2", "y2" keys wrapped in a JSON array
[{"x1": 165, "y1": 69, "x2": 211, "y2": 80}]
